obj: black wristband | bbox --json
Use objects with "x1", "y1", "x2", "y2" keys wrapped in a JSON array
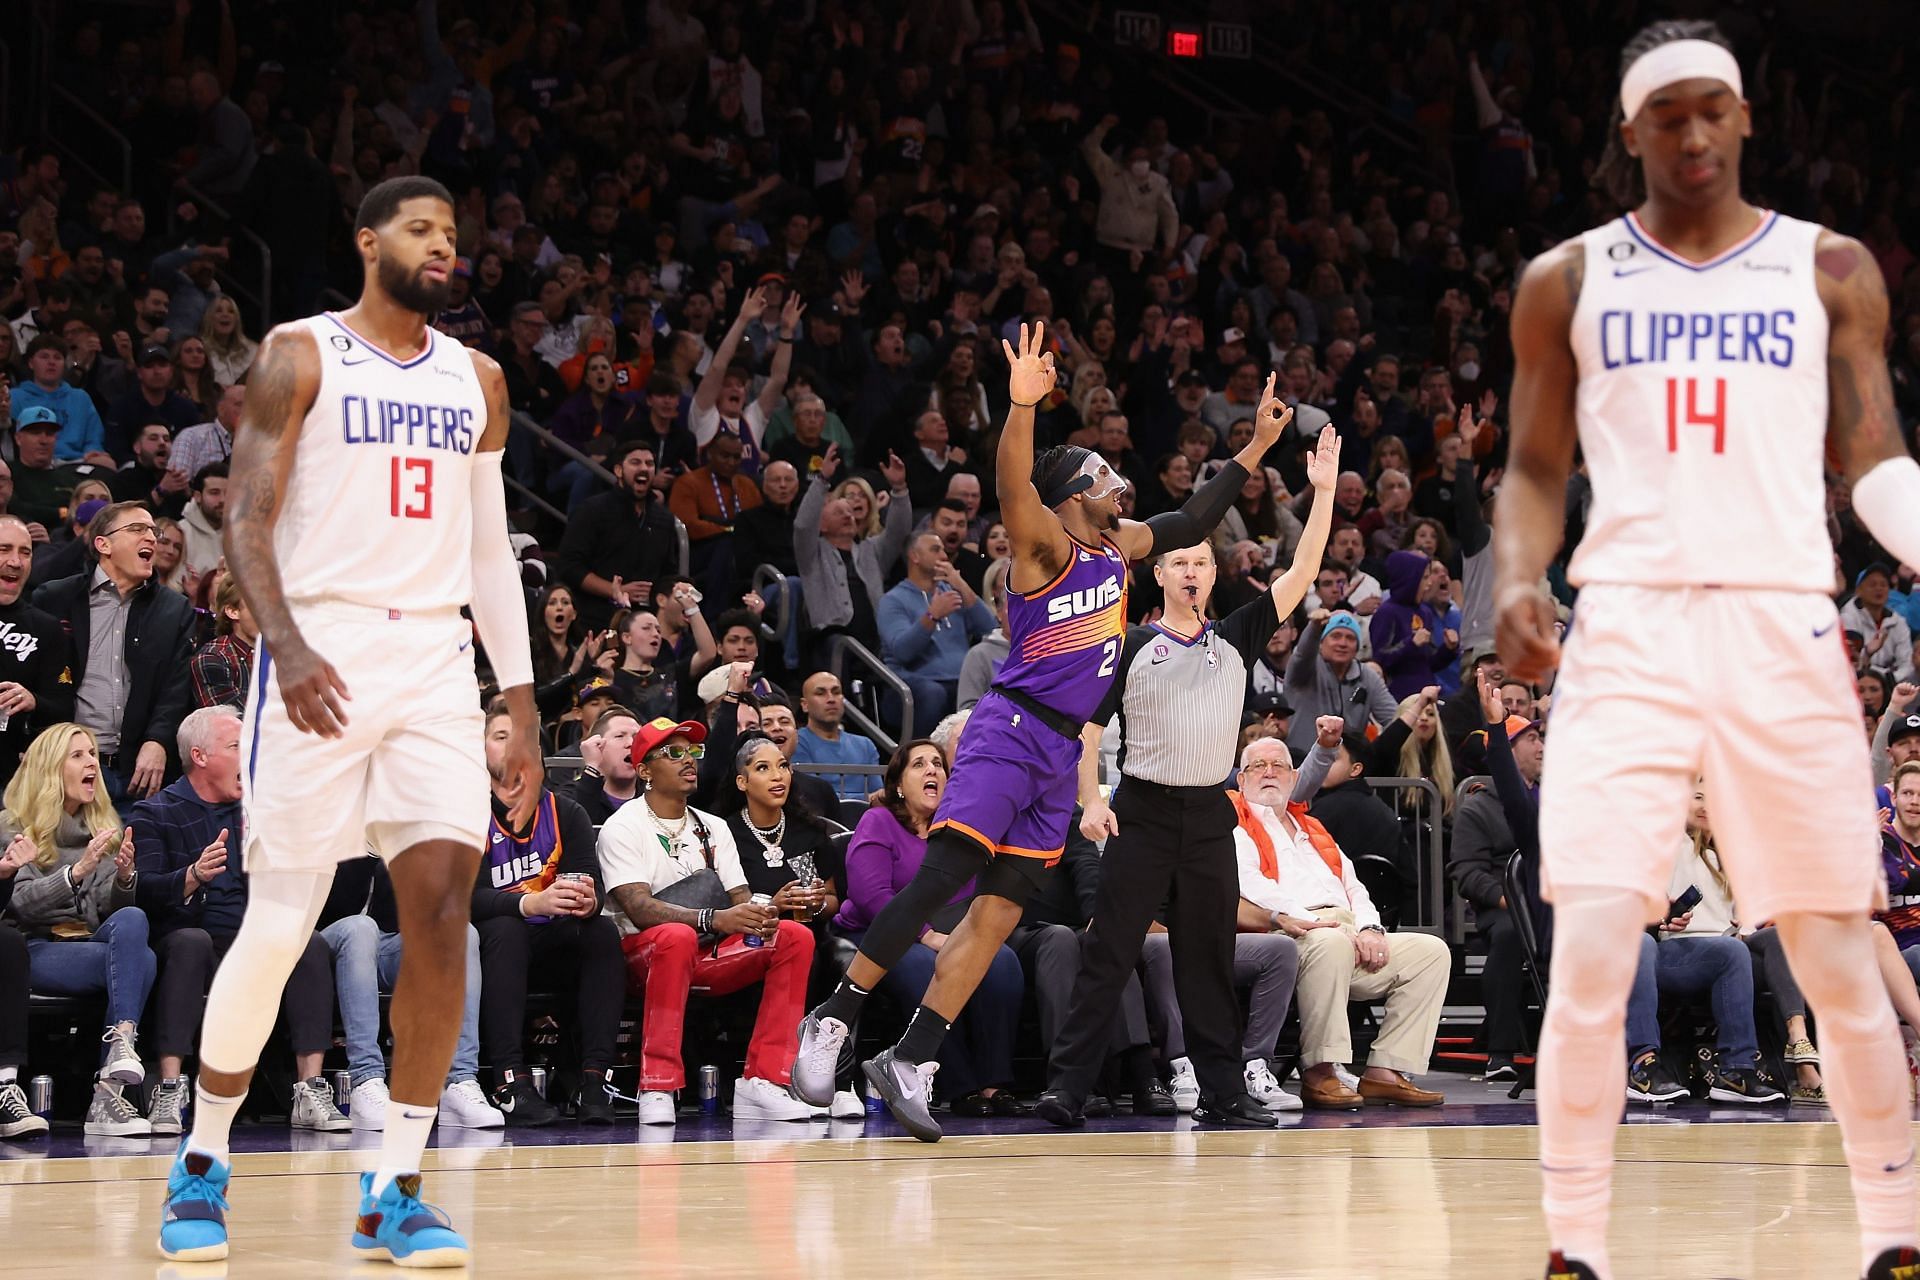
[{"x1": 1010, "y1": 398, "x2": 1041, "y2": 408}]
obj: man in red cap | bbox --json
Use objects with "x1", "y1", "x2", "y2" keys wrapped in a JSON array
[{"x1": 596, "y1": 716, "x2": 816, "y2": 1123}]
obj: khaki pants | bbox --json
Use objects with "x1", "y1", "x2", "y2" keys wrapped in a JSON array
[{"x1": 1294, "y1": 908, "x2": 1451, "y2": 1075}]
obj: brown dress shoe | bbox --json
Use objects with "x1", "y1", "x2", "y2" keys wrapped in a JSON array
[
  {"x1": 1357, "y1": 1073, "x2": 1444, "y2": 1107},
  {"x1": 1300, "y1": 1075, "x2": 1365, "y2": 1110}
]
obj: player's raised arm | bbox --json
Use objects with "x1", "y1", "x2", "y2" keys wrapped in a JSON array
[
  {"x1": 996, "y1": 322, "x2": 1071, "y2": 580},
  {"x1": 222, "y1": 324, "x2": 350, "y2": 737},
  {"x1": 1820, "y1": 232, "x2": 1920, "y2": 572},
  {"x1": 1491, "y1": 241, "x2": 1582, "y2": 683},
  {"x1": 467, "y1": 349, "x2": 544, "y2": 828},
  {"x1": 1110, "y1": 371, "x2": 1293, "y2": 562}
]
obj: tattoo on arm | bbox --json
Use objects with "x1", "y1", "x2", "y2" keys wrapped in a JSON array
[
  {"x1": 1819, "y1": 236, "x2": 1903, "y2": 479},
  {"x1": 613, "y1": 883, "x2": 698, "y2": 930},
  {"x1": 223, "y1": 333, "x2": 307, "y2": 650}
]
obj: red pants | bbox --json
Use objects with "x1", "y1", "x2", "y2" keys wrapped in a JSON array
[{"x1": 621, "y1": 920, "x2": 814, "y2": 1091}]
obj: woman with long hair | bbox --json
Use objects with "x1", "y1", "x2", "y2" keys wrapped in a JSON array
[
  {"x1": 197, "y1": 297, "x2": 257, "y2": 387},
  {"x1": 829, "y1": 476, "x2": 884, "y2": 542},
  {"x1": 831, "y1": 739, "x2": 1025, "y2": 1116},
  {"x1": 171, "y1": 334, "x2": 220, "y2": 420},
  {"x1": 1368, "y1": 686, "x2": 1457, "y2": 818},
  {"x1": 1673, "y1": 784, "x2": 1825, "y2": 1103},
  {"x1": 152, "y1": 517, "x2": 187, "y2": 593},
  {"x1": 722, "y1": 735, "x2": 844, "y2": 925},
  {"x1": 0, "y1": 724, "x2": 152, "y2": 1134},
  {"x1": 1367, "y1": 434, "x2": 1412, "y2": 486}
]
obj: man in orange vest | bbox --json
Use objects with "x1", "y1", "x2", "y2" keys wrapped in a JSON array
[{"x1": 1231, "y1": 735, "x2": 1450, "y2": 1108}]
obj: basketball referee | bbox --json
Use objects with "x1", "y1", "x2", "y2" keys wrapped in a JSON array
[{"x1": 1037, "y1": 421, "x2": 1341, "y2": 1127}]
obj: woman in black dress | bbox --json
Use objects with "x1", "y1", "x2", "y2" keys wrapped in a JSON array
[{"x1": 721, "y1": 735, "x2": 844, "y2": 927}]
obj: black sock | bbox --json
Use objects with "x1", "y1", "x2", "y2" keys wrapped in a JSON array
[
  {"x1": 895, "y1": 1006, "x2": 953, "y2": 1066},
  {"x1": 816, "y1": 977, "x2": 871, "y2": 1027},
  {"x1": 1120, "y1": 1045, "x2": 1158, "y2": 1095}
]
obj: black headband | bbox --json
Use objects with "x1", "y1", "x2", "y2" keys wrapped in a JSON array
[{"x1": 1040, "y1": 446, "x2": 1097, "y2": 508}]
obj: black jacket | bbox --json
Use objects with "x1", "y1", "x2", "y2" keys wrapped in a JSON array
[
  {"x1": 1309, "y1": 779, "x2": 1407, "y2": 876},
  {"x1": 550, "y1": 490, "x2": 680, "y2": 631},
  {"x1": 33, "y1": 570, "x2": 196, "y2": 773},
  {"x1": 0, "y1": 597, "x2": 74, "y2": 788}
]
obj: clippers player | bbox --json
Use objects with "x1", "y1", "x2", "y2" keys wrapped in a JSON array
[
  {"x1": 157, "y1": 177, "x2": 542, "y2": 1267},
  {"x1": 1494, "y1": 24, "x2": 1920, "y2": 1280},
  {"x1": 790, "y1": 324, "x2": 1294, "y2": 1141}
]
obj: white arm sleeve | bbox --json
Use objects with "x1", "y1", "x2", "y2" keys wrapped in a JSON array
[
  {"x1": 469, "y1": 449, "x2": 535, "y2": 691},
  {"x1": 1853, "y1": 456, "x2": 1920, "y2": 576}
]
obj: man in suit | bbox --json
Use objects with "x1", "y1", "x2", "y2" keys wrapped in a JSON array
[{"x1": 33, "y1": 501, "x2": 196, "y2": 799}]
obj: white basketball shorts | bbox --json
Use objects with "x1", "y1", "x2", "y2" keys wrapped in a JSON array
[
  {"x1": 1538, "y1": 583, "x2": 1883, "y2": 925},
  {"x1": 241, "y1": 602, "x2": 488, "y2": 872}
]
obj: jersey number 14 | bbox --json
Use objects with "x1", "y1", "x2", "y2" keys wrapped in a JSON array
[
  {"x1": 390, "y1": 456, "x2": 433, "y2": 519},
  {"x1": 1665, "y1": 377, "x2": 1726, "y2": 454}
]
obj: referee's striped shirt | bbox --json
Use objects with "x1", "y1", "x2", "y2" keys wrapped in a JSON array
[{"x1": 1096, "y1": 590, "x2": 1279, "y2": 787}]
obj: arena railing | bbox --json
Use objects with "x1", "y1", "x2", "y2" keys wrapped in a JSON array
[
  {"x1": 505, "y1": 408, "x2": 688, "y2": 574},
  {"x1": 168, "y1": 180, "x2": 273, "y2": 330},
  {"x1": 823, "y1": 633, "x2": 910, "y2": 756},
  {"x1": 43, "y1": 83, "x2": 134, "y2": 209},
  {"x1": 1358, "y1": 775, "x2": 1447, "y2": 938}
]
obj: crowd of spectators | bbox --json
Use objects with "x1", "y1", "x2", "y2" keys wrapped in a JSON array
[{"x1": 2, "y1": 0, "x2": 1920, "y2": 1133}]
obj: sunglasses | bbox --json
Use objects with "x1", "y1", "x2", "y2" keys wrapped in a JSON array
[{"x1": 649, "y1": 744, "x2": 705, "y2": 762}]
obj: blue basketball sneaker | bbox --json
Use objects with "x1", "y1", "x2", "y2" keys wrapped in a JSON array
[
  {"x1": 156, "y1": 1140, "x2": 230, "y2": 1261},
  {"x1": 351, "y1": 1172, "x2": 469, "y2": 1268}
]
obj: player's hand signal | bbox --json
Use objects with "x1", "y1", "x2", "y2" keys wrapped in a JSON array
[
  {"x1": 1002, "y1": 323, "x2": 1057, "y2": 406},
  {"x1": 1252, "y1": 373, "x2": 1294, "y2": 451}
]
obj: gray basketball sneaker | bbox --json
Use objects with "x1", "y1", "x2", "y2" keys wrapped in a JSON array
[{"x1": 862, "y1": 1048, "x2": 941, "y2": 1144}]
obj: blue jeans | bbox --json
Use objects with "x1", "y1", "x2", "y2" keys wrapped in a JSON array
[
  {"x1": 1625, "y1": 933, "x2": 1761, "y2": 1068},
  {"x1": 320, "y1": 915, "x2": 482, "y2": 1088},
  {"x1": 26, "y1": 905, "x2": 157, "y2": 1060}
]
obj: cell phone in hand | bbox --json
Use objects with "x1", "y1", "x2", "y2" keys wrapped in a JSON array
[{"x1": 1665, "y1": 885, "x2": 1703, "y2": 922}]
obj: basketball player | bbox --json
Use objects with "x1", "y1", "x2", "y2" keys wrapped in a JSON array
[
  {"x1": 156, "y1": 176, "x2": 542, "y2": 1267},
  {"x1": 790, "y1": 324, "x2": 1295, "y2": 1141},
  {"x1": 1493, "y1": 24, "x2": 1920, "y2": 1280}
]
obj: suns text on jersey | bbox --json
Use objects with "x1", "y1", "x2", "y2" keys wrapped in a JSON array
[
  {"x1": 1597, "y1": 308, "x2": 1797, "y2": 371},
  {"x1": 339, "y1": 394, "x2": 477, "y2": 453},
  {"x1": 1044, "y1": 577, "x2": 1122, "y2": 623}
]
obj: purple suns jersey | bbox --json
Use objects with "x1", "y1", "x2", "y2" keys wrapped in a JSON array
[{"x1": 997, "y1": 533, "x2": 1129, "y2": 722}]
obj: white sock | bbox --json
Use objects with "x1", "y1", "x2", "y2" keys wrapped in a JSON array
[
  {"x1": 372, "y1": 1105, "x2": 437, "y2": 1198},
  {"x1": 0, "y1": 1066, "x2": 17, "y2": 1085},
  {"x1": 187, "y1": 1083, "x2": 245, "y2": 1162}
]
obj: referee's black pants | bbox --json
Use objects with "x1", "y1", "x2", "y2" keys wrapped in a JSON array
[{"x1": 1048, "y1": 778, "x2": 1246, "y2": 1106}]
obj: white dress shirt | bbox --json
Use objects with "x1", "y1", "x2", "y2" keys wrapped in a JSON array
[{"x1": 1233, "y1": 800, "x2": 1382, "y2": 930}]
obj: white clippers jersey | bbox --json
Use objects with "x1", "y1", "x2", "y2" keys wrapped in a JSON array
[
  {"x1": 274, "y1": 314, "x2": 486, "y2": 612},
  {"x1": 1567, "y1": 209, "x2": 1832, "y2": 592}
]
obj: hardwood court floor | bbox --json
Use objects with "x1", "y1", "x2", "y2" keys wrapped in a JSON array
[{"x1": 1, "y1": 1102, "x2": 1891, "y2": 1280}]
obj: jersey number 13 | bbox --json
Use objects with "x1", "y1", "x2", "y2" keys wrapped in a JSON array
[{"x1": 390, "y1": 457, "x2": 433, "y2": 519}]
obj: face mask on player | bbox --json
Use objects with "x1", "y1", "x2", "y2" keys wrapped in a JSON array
[{"x1": 1072, "y1": 453, "x2": 1129, "y2": 503}]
